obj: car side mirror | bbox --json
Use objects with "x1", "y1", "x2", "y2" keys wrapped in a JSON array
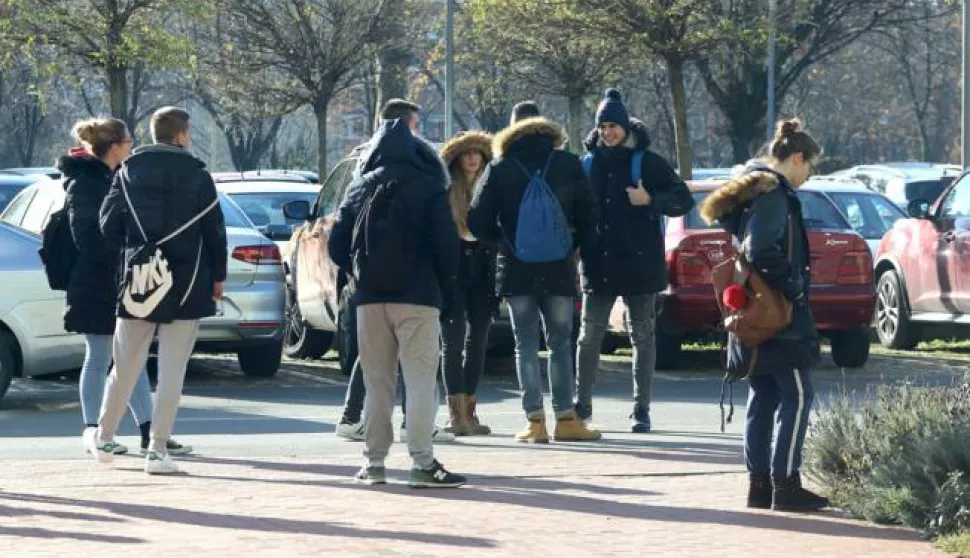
[
  {"x1": 283, "y1": 199, "x2": 311, "y2": 221},
  {"x1": 907, "y1": 198, "x2": 931, "y2": 220}
]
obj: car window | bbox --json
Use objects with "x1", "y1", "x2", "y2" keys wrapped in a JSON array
[
  {"x1": 827, "y1": 192, "x2": 906, "y2": 240},
  {"x1": 226, "y1": 191, "x2": 318, "y2": 239},
  {"x1": 906, "y1": 180, "x2": 949, "y2": 205},
  {"x1": 0, "y1": 187, "x2": 37, "y2": 227},
  {"x1": 940, "y1": 176, "x2": 970, "y2": 219},
  {"x1": 316, "y1": 159, "x2": 356, "y2": 217},
  {"x1": 19, "y1": 186, "x2": 59, "y2": 233},
  {"x1": 796, "y1": 191, "x2": 849, "y2": 230},
  {"x1": 684, "y1": 192, "x2": 718, "y2": 230},
  {"x1": 0, "y1": 181, "x2": 32, "y2": 213},
  {"x1": 218, "y1": 193, "x2": 257, "y2": 229}
]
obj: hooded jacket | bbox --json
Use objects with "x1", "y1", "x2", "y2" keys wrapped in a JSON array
[
  {"x1": 59, "y1": 151, "x2": 120, "y2": 335},
  {"x1": 581, "y1": 118, "x2": 693, "y2": 295},
  {"x1": 99, "y1": 144, "x2": 228, "y2": 322},
  {"x1": 699, "y1": 168, "x2": 820, "y2": 375},
  {"x1": 467, "y1": 118, "x2": 597, "y2": 298},
  {"x1": 328, "y1": 119, "x2": 460, "y2": 310}
]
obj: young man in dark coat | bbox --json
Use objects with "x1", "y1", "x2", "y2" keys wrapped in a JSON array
[
  {"x1": 328, "y1": 115, "x2": 465, "y2": 488},
  {"x1": 574, "y1": 89, "x2": 694, "y2": 433},
  {"x1": 87, "y1": 107, "x2": 227, "y2": 476},
  {"x1": 467, "y1": 109, "x2": 601, "y2": 443}
]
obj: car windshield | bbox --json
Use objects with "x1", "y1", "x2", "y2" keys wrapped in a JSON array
[
  {"x1": 0, "y1": 181, "x2": 31, "y2": 213},
  {"x1": 906, "y1": 180, "x2": 950, "y2": 205},
  {"x1": 826, "y1": 192, "x2": 906, "y2": 240},
  {"x1": 225, "y1": 192, "x2": 318, "y2": 239},
  {"x1": 685, "y1": 191, "x2": 849, "y2": 230}
]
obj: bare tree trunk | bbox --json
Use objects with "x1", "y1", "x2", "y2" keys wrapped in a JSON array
[
  {"x1": 567, "y1": 94, "x2": 585, "y2": 155},
  {"x1": 313, "y1": 98, "x2": 330, "y2": 180},
  {"x1": 107, "y1": 65, "x2": 130, "y2": 127},
  {"x1": 667, "y1": 57, "x2": 693, "y2": 179}
]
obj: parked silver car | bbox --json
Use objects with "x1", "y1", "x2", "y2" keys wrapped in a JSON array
[{"x1": 0, "y1": 179, "x2": 287, "y2": 383}]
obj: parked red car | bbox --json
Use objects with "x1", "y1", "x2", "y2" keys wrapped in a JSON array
[
  {"x1": 873, "y1": 170, "x2": 970, "y2": 349},
  {"x1": 610, "y1": 180, "x2": 875, "y2": 369}
]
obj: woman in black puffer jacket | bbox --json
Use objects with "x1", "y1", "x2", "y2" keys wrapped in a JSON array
[{"x1": 61, "y1": 118, "x2": 190, "y2": 457}]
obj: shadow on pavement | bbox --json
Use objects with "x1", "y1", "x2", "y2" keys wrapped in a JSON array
[
  {"x1": 0, "y1": 524, "x2": 143, "y2": 544},
  {"x1": 0, "y1": 491, "x2": 496, "y2": 549}
]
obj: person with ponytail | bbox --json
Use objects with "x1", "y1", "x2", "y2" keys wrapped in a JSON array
[
  {"x1": 699, "y1": 118, "x2": 828, "y2": 513},
  {"x1": 438, "y1": 131, "x2": 496, "y2": 436},
  {"x1": 59, "y1": 118, "x2": 192, "y2": 459}
]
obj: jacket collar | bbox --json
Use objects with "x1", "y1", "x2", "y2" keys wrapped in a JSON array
[{"x1": 493, "y1": 117, "x2": 567, "y2": 158}]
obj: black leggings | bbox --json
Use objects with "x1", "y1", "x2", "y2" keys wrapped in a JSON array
[{"x1": 441, "y1": 285, "x2": 492, "y2": 396}]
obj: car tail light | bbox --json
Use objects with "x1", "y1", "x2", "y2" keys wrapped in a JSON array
[
  {"x1": 669, "y1": 249, "x2": 712, "y2": 286},
  {"x1": 232, "y1": 244, "x2": 282, "y2": 266},
  {"x1": 836, "y1": 241, "x2": 872, "y2": 285}
]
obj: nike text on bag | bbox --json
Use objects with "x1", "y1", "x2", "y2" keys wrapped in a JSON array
[
  {"x1": 39, "y1": 206, "x2": 78, "y2": 291},
  {"x1": 506, "y1": 153, "x2": 573, "y2": 263},
  {"x1": 350, "y1": 179, "x2": 414, "y2": 295},
  {"x1": 120, "y1": 183, "x2": 217, "y2": 321}
]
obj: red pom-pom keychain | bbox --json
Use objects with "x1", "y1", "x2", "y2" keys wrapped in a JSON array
[{"x1": 722, "y1": 284, "x2": 748, "y2": 311}]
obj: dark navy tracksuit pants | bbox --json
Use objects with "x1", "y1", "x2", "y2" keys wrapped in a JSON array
[{"x1": 744, "y1": 368, "x2": 814, "y2": 479}]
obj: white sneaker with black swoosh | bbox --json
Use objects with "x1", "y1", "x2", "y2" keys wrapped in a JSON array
[{"x1": 336, "y1": 421, "x2": 366, "y2": 441}]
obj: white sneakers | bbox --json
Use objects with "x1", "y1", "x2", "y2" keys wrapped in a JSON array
[
  {"x1": 336, "y1": 421, "x2": 366, "y2": 441},
  {"x1": 400, "y1": 425, "x2": 456, "y2": 443},
  {"x1": 145, "y1": 451, "x2": 180, "y2": 475}
]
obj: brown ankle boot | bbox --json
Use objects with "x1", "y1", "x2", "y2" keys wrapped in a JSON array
[
  {"x1": 465, "y1": 395, "x2": 491, "y2": 435},
  {"x1": 444, "y1": 395, "x2": 469, "y2": 436},
  {"x1": 515, "y1": 415, "x2": 549, "y2": 443},
  {"x1": 553, "y1": 411, "x2": 602, "y2": 441}
]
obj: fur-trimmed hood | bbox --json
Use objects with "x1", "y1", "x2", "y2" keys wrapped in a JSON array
[
  {"x1": 698, "y1": 171, "x2": 781, "y2": 225},
  {"x1": 583, "y1": 117, "x2": 652, "y2": 153},
  {"x1": 440, "y1": 131, "x2": 493, "y2": 167},
  {"x1": 493, "y1": 117, "x2": 568, "y2": 158}
]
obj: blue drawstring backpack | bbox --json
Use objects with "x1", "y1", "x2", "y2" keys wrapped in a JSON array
[{"x1": 505, "y1": 153, "x2": 573, "y2": 263}]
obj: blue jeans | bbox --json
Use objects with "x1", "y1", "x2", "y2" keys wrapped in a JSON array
[
  {"x1": 745, "y1": 368, "x2": 815, "y2": 478},
  {"x1": 507, "y1": 295, "x2": 575, "y2": 418},
  {"x1": 79, "y1": 334, "x2": 153, "y2": 427}
]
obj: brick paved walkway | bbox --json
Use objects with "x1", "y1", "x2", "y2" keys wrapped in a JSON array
[{"x1": 0, "y1": 436, "x2": 946, "y2": 557}]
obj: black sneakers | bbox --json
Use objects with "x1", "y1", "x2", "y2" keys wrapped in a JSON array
[
  {"x1": 574, "y1": 402, "x2": 593, "y2": 424},
  {"x1": 747, "y1": 473, "x2": 772, "y2": 509},
  {"x1": 408, "y1": 460, "x2": 466, "y2": 488},
  {"x1": 772, "y1": 473, "x2": 830, "y2": 512},
  {"x1": 631, "y1": 406, "x2": 651, "y2": 434}
]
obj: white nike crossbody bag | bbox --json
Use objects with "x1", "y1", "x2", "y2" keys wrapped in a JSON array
[{"x1": 120, "y1": 182, "x2": 219, "y2": 321}]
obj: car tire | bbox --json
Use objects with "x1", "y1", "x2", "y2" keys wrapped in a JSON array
[
  {"x1": 237, "y1": 342, "x2": 283, "y2": 378},
  {"x1": 830, "y1": 329, "x2": 871, "y2": 368},
  {"x1": 655, "y1": 328, "x2": 683, "y2": 370},
  {"x1": 875, "y1": 270, "x2": 920, "y2": 350},
  {"x1": 283, "y1": 285, "x2": 333, "y2": 359},
  {"x1": 0, "y1": 331, "x2": 17, "y2": 405}
]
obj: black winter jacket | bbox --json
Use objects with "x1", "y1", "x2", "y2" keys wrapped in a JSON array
[
  {"x1": 580, "y1": 118, "x2": 693, "y2": 295},
  {"x1": 699, "y1": 169, "x2": 820, "y2": 375},
  {"x1": 100, "y1": 144, "x2": 228, "y2": 322},
  {"x1": 467, "y1": 118, "x2": 598, "y2": 298},
  {"x1": 328, "y1": 119, "x2": 460, "y2": 310},
  {"x1": 59, "y1": 153, "x2": 120, "y2": 335}
]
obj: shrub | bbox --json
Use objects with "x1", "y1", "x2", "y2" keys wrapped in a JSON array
[{"x1": 805, "y1": 377, "x2": 970, "y2": 535}]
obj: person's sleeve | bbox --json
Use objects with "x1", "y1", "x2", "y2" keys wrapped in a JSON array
[
  {"x1": 646, "y1": 154, "x2": 694, "y2": 217},
  {"x1": 328, "y1": 177, "x2": 364, "y2": 270},
  {"x1": 68, "y1": 181, "x2": 113, "y2": 263},
  {"x1": 428, "y1": 188, "x2": 460, "y2": 297},
  {"x1": 467, "y1": 163, "x2": 503, "y2": 246},
  {"x1": 742, "y1": 190, "x2": 800, "y2": 300},
  {"x1": 99, "y1": 172, "x2": 127, "y2": 252},
  {"x1": 570, "y1": 155, "x2": 599, "y2": 255},
  {"x1": 199, "y1": 173, "x2": 228, "y2": 282}
]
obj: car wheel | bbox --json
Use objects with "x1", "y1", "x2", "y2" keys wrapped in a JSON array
[
  {"x1": 0, "y1": 331, "x2": 17, "y2": 405},
  {"x1": 830, "y1": 329, "x2": 871, "y2": 368},
  {"x1": 875, "y1": 270, "x2": 920, "y2": 350},
  {"x1": 655, "y1": 327, "x2": 683, "y2": 370},
  {"x1": 283, "y1": 285, "x2": 333, "y2": 359},
  {"x1": 237, "y1": 342, "x2": 283, "y2": 378}
]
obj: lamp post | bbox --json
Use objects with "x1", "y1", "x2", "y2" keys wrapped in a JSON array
[
  {"x1": 766, "y1": 0, "x2": 777, "y2": 144},
  {"x1": 445, "y1": 0, "x2": 455, "y2": 139},
  {"x1": 963, "y1": 0, "x2": 969, "y2": 167}
]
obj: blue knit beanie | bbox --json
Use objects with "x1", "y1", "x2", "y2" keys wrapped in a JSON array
[{"x1": 595, "y1": 88, "x2": 631, "y2": 133}]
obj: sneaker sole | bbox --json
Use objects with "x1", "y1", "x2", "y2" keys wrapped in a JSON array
[
  {"x1": 631, "y1": 426, "x2": 652, "y2": 434},
  {"x1": 408, "y1": 480, "x2": 465, "y2": 489},
  {"x1": 146, "y1": 468, "x2": 180, "y2": 475},
  {"x1": 516, "y1": 437, "x2": 550, "y2": 444},
  {"x1": 355, "y1": 478, "x2": 387, "y2": 485}
]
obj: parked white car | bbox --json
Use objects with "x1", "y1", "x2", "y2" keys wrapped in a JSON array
[{"x1": 802, "y1": 176, "x2": 908, "y2": 257}]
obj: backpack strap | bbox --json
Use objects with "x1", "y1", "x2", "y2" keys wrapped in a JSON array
[
  {"x1": 630, "y1": 150, "x2": 644, "y2": 185},
  {"x1": 581, "y1": 153, "x2": 593, "y2": 176},
  {"x1": 120, "y1": 180, "x2": 149, "y2": 243},
  {"x1": 510, "y1": 152, "x2": 556, "y2": 179}
]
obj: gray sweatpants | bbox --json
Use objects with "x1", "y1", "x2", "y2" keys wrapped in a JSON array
[
  {"x1": 358, "y1": 303, "x2": 440, "y2": 470},
  {"x1": 98, "y1": 318, "x2": 199, "y2": 454}
]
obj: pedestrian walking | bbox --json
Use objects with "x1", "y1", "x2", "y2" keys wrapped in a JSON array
[
  {"x1": 334, "y1": 100, "x2": 454, "y2": 444},
  {"x1": 328, "y1": 109, "x2": 465, "y2": 488},
  {"x1": 468, "y1": 107, "x2": 600, "y2": 443},
  {"x1": 85, "y1": 107, "x2": 227, "y2": 475},
  {"x1": 62, "y1": 118, "x2": 193, "y2": 458},
  {"x1": 699, "y1": 118, "x2": 829, "y2": 512},
  {"x1": 574, "y1": 89, "x2": 694, "y2": 432},
  {"x1": 439, "y1": 130, "x2": 497, "y2": 436}
]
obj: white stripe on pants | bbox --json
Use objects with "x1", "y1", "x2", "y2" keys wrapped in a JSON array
[
  {"x1": 98, "y1": 318, "x2": 199, "y2": 454},
  {"x1": 785, "y1": 368, "x2": 805, "y2": 478}
]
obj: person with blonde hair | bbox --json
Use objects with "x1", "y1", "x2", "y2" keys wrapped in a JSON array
[
  {"x1": 438, "y1": 131, "x2": 496, "y2": 436},
  {"x1": 60, "y1": 118, "x2": 192, "y2": 458}
]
